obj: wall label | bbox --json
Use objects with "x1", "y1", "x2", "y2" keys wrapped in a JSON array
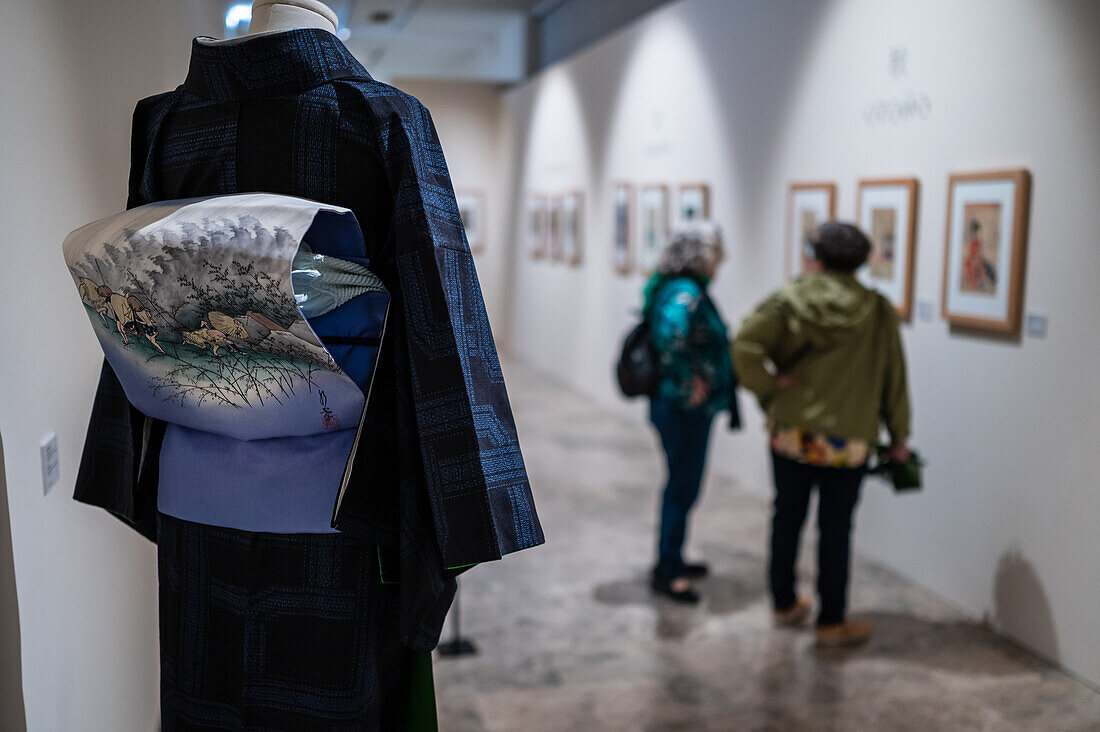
[
  {"x1": 40, "y1": 432, "x2": 60, "y2": 496},
  {"x1": 863, "y1": 93, "x2": 932, "y2": 128},
  {"x1": 863, "y1": 46, "x2": 933, "y2": 129},
  {"x1": 1025, "y1": 313, "x2": 1048, "y2": 339}
]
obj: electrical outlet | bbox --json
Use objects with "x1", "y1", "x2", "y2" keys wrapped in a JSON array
[
  {"x1": 916, "y1": 300, "x2": 934, "y2": 322},
  {"x1": 40, "y1": 433, "x2": 59, "y2": 496}
]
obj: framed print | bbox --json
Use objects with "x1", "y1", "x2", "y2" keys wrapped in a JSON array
[
  {"x1": 857, "y1": 178, "x2": 919, "y2": 319},
  {"x1": 678, "y1": 183, "x2": 710, "y2": 222},
  {"x1": 455, "y1": 189, "x2": 485, "y2": 253},
  {"x1": 562, "y1": 191, "x2": 584, "y2": 266},
  {"x1": 942, "y1": 169, "x2": 1031, "y2": 333},
  {"x1": 613, "y1": 183, "x2": 633, "y2": 274},
  {"x1": 525, "y1": 192, "x2": 549, "y2": 259},
  {"x1": 786, "y1": 182, "x2": 836, "y2": 278},
  {"x1": 549, "y1": 196, "x2": 564, "y2": 262},
  {"x1": 639, "y1": 184, "x2": 670, "y2": 273}
]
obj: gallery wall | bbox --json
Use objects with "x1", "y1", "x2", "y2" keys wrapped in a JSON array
[
  {"x1": 497, "y1": 0, "x2": 1100, "y2": 686},
  {"x1": 0, "y1": 1, "x2": 223, "y2": 728}
]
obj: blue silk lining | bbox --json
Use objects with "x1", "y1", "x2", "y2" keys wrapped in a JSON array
[{"x1": 158, "y1": 209, "x2": 388, "y2": 533}]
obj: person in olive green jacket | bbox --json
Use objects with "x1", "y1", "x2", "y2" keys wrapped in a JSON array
[{"x1": 733, "y1": 222, "x2": 911, "y2": 646}]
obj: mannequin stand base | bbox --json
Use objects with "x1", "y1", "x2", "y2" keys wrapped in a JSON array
[{"x1": 437, "y1": 638, "x2": 478, "y2": 657}]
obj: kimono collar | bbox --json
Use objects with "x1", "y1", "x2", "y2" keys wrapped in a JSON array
[{"x1": 183, "y1": 27, "x2": 370, "y2": 101}]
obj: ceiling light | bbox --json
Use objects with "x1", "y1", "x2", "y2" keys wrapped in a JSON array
[{"x1": 225, "y1": 3, "x2": 252, "y2": 30}]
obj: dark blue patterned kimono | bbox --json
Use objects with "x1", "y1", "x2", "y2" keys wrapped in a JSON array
[{"x1": 72, "y1": 28, "x2": 543, "y2": 727}]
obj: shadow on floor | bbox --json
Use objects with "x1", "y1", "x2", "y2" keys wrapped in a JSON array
[
  {"x1": 593, "y1": 550, "x2": 768, "y2": 639},
  {"x1": 813, "y1": 610, "x2": 1052, "y2": 676}
]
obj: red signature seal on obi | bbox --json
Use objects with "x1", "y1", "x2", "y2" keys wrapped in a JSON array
[{"x1": 319, "y1": 390, "x2": 341, "y2": 431}]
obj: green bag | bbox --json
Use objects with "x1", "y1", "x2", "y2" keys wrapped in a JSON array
[{"x1": 868, "y1": 445, "x2": 924, "y2": 492}]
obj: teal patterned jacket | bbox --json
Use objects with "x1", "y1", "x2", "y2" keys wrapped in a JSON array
[{"x1": 646, "y1": 274, "x2": 737, "y2": 418}]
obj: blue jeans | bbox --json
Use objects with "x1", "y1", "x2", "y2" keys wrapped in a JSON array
[{"x1": 650, "y1": 397, "x2": 714, "y2": 579}]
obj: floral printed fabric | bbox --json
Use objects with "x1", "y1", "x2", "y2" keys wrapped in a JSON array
[
  {"x1": 770, "y1": 424, "x2": 870, "y2": 468},
  {"x1": 648, "y1": 275, "x2": 733, "y2": 416}
]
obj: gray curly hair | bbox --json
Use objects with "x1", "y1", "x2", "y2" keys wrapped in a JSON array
[{"x1": 657, "y1": 221, "x2": 724, "y2": 277}]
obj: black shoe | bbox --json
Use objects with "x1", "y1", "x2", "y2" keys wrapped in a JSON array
[
  {"x1": 650, "y1": 572, "x2": 700, "y2": 604},
  {"x1": 684, "y1": 562, "x2": 709, "y2": 579}
]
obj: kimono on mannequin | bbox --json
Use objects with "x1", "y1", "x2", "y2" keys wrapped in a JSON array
[{"x1": 71, "y1": 28, "x2": 543, "y2": 728}]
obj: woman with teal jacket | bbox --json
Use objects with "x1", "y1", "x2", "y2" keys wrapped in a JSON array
[{"x1": 644, "y1": 223, "x2": 740, "y2": 602}]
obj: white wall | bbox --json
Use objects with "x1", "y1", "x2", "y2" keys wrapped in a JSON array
[
  {"x1": 501, "y1": 0, "x2": 1100, "y2": 686},
  {"x1": 0, "y1": 2, "x2": 221, "y2": 729}
]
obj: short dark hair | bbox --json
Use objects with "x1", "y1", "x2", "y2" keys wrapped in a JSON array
[{"x1": 812, "y1": 221, "x2": 872, "y2": 272}]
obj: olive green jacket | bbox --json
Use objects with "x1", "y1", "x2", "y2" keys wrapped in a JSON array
[{"x1": 732, "y1": 272, "x2": 910, "y2": 444}]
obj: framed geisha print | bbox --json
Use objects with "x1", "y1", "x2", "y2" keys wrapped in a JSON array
[
  {"x1": 856, "y1": 178, "x2": 919, "y2": 319},
  {"x1": 613, "y1": 182, "x2": 633, "y2": 274},
  {"x1": 787, "y1": 182, "x2": 836, "y2": 278},
  {"x1": 455, "y1": 189, "x2": 485, "y2": 253},
  {"x1": 639, "y1": 184, "x2": 670, "y2": 274},
  {"x1": 562, "y1": 191, "x2": 584, "y2": 266},
  {"x1": 942, "y1": 169, "x2": 1031, "y2": 333},
  {"x1": 549, "y1": 195, "x2": 565, "y2": 262},
  {"x1": 525, "y1": 192, "x2": 549, "y2": 259},
  {"x1": 678, "y1": 183, "x2": 710, "y2": 222}
]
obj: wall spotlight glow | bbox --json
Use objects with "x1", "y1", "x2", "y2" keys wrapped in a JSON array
[{"x1": 225, "y1": 3, "x2": 252, "y2": 30}]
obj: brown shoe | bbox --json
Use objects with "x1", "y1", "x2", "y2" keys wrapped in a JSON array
[
  {"x1": 816, "y1": 619, "x2": 872, "y2": 646},
  {"x1": 773, "y1": 597, "x2": 812, "y2": 627}
]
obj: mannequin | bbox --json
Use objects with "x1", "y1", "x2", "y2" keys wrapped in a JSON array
[
  {"x1": 77, "y1": 5, "x2": 543, "y2": 725},
  {"x1": 247, "y1": 0, "x2": 337, "y2": 36}
]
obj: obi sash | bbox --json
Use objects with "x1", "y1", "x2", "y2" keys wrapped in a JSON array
[{"x1": 62, "y1": 193, "x2": 389, "y2": 532}]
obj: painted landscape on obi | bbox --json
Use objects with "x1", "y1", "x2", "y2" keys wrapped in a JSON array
[{"x1": 66, "y1": 212, "x2": 361, "y2": 439}]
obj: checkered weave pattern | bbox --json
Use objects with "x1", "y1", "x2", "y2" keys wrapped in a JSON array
[{"x1": 157, "y1": 513, "x2": 413, "y2": 729}]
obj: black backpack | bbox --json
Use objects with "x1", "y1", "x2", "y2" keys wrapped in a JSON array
[{"x1": 616, "y1": 313, "x2": 660, "y2": 397}]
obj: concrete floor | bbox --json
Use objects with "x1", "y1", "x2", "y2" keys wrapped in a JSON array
[{"x1": 434, "y1": 359, "x2": 1100, "y2": 731}]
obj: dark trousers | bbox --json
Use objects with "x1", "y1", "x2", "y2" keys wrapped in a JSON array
[
  {"x1": 769, "y1": 453, "x2": 864, "y2": 625},
  {"x1": 650, "y1": 397, "x2": 714, "y2": 579}
]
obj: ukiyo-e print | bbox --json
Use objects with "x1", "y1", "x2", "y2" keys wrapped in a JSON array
[
  {"x1": 959, "y1": 202, "x2": 1001, "y2": 295},
  {"x1": 856, "y1": 178, "x2": 918, "y2": 319},
  {"x1": 526, "y1": 193, "x2": 549, "y2": 259},
  {"x1": 942, "y1": 170, "x2": 1030, "y2": 333},
  {"x1": 63, "y1": 194, "x2": 368, "y2": 442},
  {"x1": 455, "y1": 189, "x2": 484, "y2": 253},
  {"x1": 678, "y1": 183, "x2": 710, "y2": 222},
  {"x1": 613, "y1": 183, "x2": 633, "y2": 274},
  {"x1": 787, "y1": 182, "x2": 836, "y2": 279},
  {"x1": 869, "y1": 207, "x2": 897, "y2": 281},
  {"x1": 799, "y1": 210, "x2": 819, "y2": 272},
  {"x1": 562, "y1": 191, "x2": 584, "y2": 266},
  {"x1": 639, "y1": 184, "x2": 670, "y2": 274}
]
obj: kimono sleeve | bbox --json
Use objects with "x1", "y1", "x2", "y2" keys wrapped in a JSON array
[
  {"x1": 72, "y1": 97, "x2": 168, "y2": 541},
  {"x1": 378, "y1": 98, "x2": 544, "y2": 568}
]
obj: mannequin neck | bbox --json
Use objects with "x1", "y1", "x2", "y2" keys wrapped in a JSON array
[{"x1": 248, "y1": 0, "x2": 338, "y2": 35}]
